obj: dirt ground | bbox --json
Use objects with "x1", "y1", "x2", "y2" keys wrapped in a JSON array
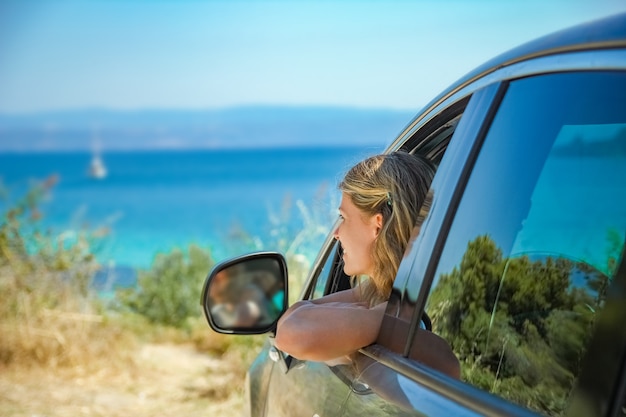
[{"x1": 0, "y1": 343, "x2": 246, "y2": 417}]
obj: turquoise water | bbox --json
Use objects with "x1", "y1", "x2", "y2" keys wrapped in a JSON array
[
  {"x1": 6, "y1": 147, "x2": 622, "y2": 291},
  {"x1": 0, "y1": 147, "x2": 380, "y2": 273}
]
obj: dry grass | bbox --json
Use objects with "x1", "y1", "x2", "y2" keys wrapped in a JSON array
[
  {"x1": 0, "y1": 258, "x2": 134, "y2": 370},
  {"x1": 0, "y1": 279, "x2": 258, "y2": 417},
  {"x1": 0, "y1": 257, "x2": 258, "y2": 417}
]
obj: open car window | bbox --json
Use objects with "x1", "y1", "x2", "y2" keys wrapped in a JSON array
[
  {"x1": 309, "y1": 97, "x2": 470, "y2": 303},
  {"x1": 311, "y1": 240, "x2": 350, "y2": 300}
]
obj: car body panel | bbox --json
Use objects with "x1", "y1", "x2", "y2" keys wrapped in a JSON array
[
  {"x1": 263, "y1": 359, "x2": 352, "y2": 417},
  {"x1": 246, "y1": 342, "x2": 274, "y2": 417}
]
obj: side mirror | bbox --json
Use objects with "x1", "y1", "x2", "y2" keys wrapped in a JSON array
[{"x1": 201, "y1": 252, "x2": 288, "y2": 335}]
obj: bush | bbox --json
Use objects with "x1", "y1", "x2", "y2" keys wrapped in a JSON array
[{"x1": 116, "y1": 244, "x2": 214, "y2": 329}]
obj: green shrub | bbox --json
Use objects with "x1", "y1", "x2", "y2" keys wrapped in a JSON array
[{"x1": 116, "y1": 244, "x2": 214, "y2": 329}]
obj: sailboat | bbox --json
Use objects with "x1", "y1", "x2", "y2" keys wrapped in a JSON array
[
  {"x1": 89, "y1": 152, "x2": 108, "y2": 179},
  {"x1": 88, "y1": 129, "x2": 108, "y2": 179}
]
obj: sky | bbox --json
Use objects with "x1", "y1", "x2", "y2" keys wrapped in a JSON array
[{"x1": 1, "y1": 0, "x2": 625, "y2": 114}]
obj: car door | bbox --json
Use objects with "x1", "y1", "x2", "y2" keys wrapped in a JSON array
[{"x1": 338, "y1": 81, "x2": 500, "y2": 417}]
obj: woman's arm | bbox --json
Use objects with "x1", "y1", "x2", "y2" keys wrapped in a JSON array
[
  {"x1": 309, "y1": 286, "x2": 361, "y2": 304},
  {"x1": 278, "y1": 287, "x2": 361, "y2": 323},
  {"x1": 275, "y1": 299, "x2": 387, "y2": 362}
]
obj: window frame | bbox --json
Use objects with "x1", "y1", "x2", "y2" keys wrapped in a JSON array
[
  {"x1": 399, "y1": 68, "x2": 626, "y2": 415},
  {"x1": 377, "y1": 82, "x2": 507, "y2": 355}
]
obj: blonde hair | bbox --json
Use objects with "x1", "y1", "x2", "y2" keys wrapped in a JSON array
[{"x1": 339, "y1": 151, "x2": 435, "y2": 306}]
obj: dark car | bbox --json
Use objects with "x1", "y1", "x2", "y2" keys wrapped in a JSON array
[{"x1": 201, "y1": 12, "x2": 626, "y2": 417}]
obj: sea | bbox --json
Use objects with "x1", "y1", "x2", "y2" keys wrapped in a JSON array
[
  {"x1": 3, "y1": 147, "x2": 625, "y2": 290},
  {"x1": 0, "y1": 146, "x2": 383, "y2": 286}
]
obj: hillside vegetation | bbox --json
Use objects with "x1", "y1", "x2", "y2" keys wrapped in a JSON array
[{"x1": 0, "y1": 177, "x2": 313, "y2": 416}]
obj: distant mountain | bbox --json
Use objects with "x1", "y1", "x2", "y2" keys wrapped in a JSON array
[{"x1": 0, "y1": 106, "x2": 417, "y2": 151}]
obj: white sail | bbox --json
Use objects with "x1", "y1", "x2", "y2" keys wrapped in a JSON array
[{"x1": 89, "y1": 154, "x2": 107, "y2": 179}]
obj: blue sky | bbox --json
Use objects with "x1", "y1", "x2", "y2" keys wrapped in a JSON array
[{"x1": 1, "y1": 0, "x2": 625, "y2": 113}]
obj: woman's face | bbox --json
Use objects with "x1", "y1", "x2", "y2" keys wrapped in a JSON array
[{"x1": 333, "y1": 192, "x2": 382, "y2": 277}]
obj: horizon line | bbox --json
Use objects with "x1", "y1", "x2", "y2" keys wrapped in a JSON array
[
  {"x1": 0, "y1": 143, "x2": 388, "y2": 153},
  {"x1": 0, "y1": 104, "x2": 419, "y2": 117}
]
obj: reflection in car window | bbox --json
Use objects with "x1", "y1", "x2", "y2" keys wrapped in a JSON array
[{"x1": 425, "y1": 72, "x2": 626, "y2": 416}]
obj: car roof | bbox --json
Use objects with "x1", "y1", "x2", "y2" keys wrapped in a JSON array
[
  {"x1": 394, "y1": 12, "x2": 626, "y2": 148},
  {"x1": 465, "y1": 11, "x2": 626, "y2": 85}
]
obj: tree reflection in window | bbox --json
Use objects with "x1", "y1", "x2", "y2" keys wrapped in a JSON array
[{"x1": 427, "y1": 234, "x2": 622, "y2": 415}]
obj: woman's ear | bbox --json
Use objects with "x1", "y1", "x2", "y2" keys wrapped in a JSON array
[{"x1": 373, "y1": 213, "x2": 384, "y2": 236}]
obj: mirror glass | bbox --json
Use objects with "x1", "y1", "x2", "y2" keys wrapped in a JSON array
[{"x1": 206, "y1": 256, "x2": 286, "y2": 332}]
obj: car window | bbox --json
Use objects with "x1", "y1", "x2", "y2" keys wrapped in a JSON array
[
  {"x1": 309, "y1": 96, "x2": 469, "y2": 305},
  {"x1": 423, "y1": 71, "x2": 626, "y2": 416},
  {"x1": 311, "y1": 240, "x2": 350, "y2": 299}
]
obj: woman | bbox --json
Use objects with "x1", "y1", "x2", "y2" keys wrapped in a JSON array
[{"x1": 275, "y1": 151, "x2": 459, "y2": 378}]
